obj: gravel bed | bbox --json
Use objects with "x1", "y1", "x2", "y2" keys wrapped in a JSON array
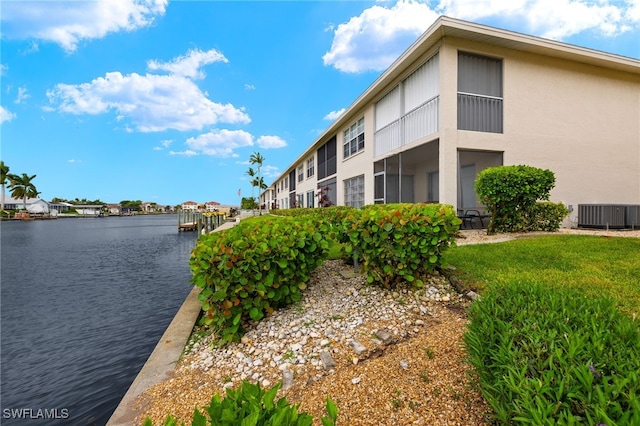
[{"x1": 136, "y1": 228, "x2": 639, "y2": 425}]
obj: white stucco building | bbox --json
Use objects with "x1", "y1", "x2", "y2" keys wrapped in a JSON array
[{"x1": 263, "y1": 17, "x2": 640, "y2": 228}]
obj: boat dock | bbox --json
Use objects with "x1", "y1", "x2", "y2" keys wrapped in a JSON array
[{"x1": 177, "y1": 210, "x2": 227, "y2": 233}]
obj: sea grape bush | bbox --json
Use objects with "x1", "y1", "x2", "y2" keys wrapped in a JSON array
[
  {"x1": 520, "y1": 201, "x2": 570, "y2": 232},
  {"x1": 465, "y1": 282, "x2": 640, "y2": 424},
  {"x1": 142, "y1": 381, "x2": 338, "y2": 426},
  {"x1": 475, "y1": 165, "x2": 558, "y2": 234},
  {"x1": 190, "y1": 216, "x2": 331, "y2": 344},
  {"x1": 342, "y1": 203, "x2": 460, "y2": 288}
]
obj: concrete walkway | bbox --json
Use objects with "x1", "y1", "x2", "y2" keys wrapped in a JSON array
[{"x1": 106, "y1": 220, "x2": 238, "y2": 426}]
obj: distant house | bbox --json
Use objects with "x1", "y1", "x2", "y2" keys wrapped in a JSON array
[
  {"x1": 141, "y1": 202, "x2": 159, "y2": 213},
  {"x1": 50, "y1": 201, "x2": 74, "y2": 214},
  {"x1": 4, "y1": 197, "x2": 48, "y2": 211},
  {"x1": 181, "y1": 201, "x2": 198, "y2": 211},
  {"x1": 204, "y1": 201, "x2": 220, "y2": 212},
  {"x1": 74, "y1": 204, "x2": 105, "y2": 216},
  {"x1": 106, "y1": 204, "x2": 122, "y2": 216}
]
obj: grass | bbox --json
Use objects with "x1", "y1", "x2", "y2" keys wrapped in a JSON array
[{"x1": 443, "y1": 234, "x2": 640, "y2": 317}]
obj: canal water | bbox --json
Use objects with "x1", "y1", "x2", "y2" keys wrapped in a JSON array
[{"x1": 1, "y1": 215, "x2": 198, "y2": 425}]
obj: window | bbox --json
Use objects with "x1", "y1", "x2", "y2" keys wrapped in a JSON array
[
  {"x1": 317, "y1": 136, "x2": 337, "y2": 180},
  {"x1": 307, "y1": 156, "x2": 314, "y2": 178},
  {"x1": 297, "y1": 194, "x2": 304, "y2": 208},
  {"x1": 457, "y1": 52, "x2": 503, "y2": 133},
  {"x1": 298, "y1": 166, "x2": 304, "y2": 183},
  {"x1": 317, "y1": 178, "x2": 337, "y2": 207},
  {"x1": 289, "y1": 170, "x2": 296, "y2": 191},
  {"x1": 306, "y1": 190, "x2": 315, "y2": 208},
  {"x1": 343, "y1": 117, "x2": 365, "y2": 159},
  {"x1": 284, "y1": 176, "x2": 288, "y2": 190},
  {"x1": 344, "y1": 175, "x2": 365, "y2": 208}
]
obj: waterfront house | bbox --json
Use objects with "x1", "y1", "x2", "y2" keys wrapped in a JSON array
[
  {"x1": 106, "y1": 204, "x2": 122, "y2": 216},
  {"x1": 204, "y1": 201, "x2": 221, "y2": 212},
  {"x1": 263, "y1": 16, "x2": 640, "y2": 227},
  {"x1": 4, "y1": 197, "x2": 49, "y2": 212},
  {"x1": 141, "y1": 202, "x2": 159, "y2": 214},
  {"x1": 74, "y1": 204, "x2": 105, "y2": 216},
  {"x1": 181, "y1": 201, "x2": 198, "y2": 211}
]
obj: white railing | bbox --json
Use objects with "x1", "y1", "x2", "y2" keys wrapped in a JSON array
[{"x1": 374, "y1": 96, "x2": 439, "y2": 157}]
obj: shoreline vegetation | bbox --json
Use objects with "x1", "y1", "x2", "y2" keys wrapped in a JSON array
[{"x1": 136, "y1": 227, "x2": 639, "y2": 425}]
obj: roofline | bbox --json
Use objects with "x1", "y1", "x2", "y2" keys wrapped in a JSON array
[{"x1": 266, "y1": 15, "x2": 640, "y2": 189}]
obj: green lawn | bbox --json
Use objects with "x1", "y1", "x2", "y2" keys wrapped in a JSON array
[{"x1": 443, "y1": 235, "x2": 640, "y2": 317}]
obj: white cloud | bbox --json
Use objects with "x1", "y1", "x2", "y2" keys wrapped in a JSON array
[
  {"x1": 0, "y1": 0, "x2": 167, "y2": 53},
  {"x1": 627, "y1": 0, "x2": 640, "y2": 22},
  {"x1": 261, "y1": 165, "x2": 280, "y2": 179},
  {"x1": 153, "y1": 139, "x2": 173, "y2": 150},
  {"x1": 324, "y1": 0, "x2": 639, "y2": 73},
  {"x1": 0, "y1": 64, "x2": 7, "y2": 76},
  {"x1": 323, "y1": 108, "x2": 346, "y2": 121},
  {"x1": 68, "y1": 159, "x2": 82, "y2": 164},
  {"x1": 245, "y1": 84, "x2": 256, "y2": 90},
  {"x1": 323, "y1": 0, "x2": 438, "y2": 73},
  {"x1": 147, "y1": 48, "x2": 228, "y2": 79},
  {"x1": 256, "y1": 135, "x2": 287, "y2": 149},
  {"x1": 0, "y1": 106, "x2": 16, "y2": 124},
  {"x1": 169, "y1": 150, "x2": 199, "y2": 157},
  {"x1": 47, "y1": 71, "x2": 250, "y2": 132},
  {"x1": 15, "y1": 87, "x2": 30, "y2": 104},
  {"x1": 185, "y1": 129, "x2": 254, "y2": 157}
]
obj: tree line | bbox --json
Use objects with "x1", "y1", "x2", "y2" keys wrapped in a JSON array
[{"x1": 0, "y1": 161, "x2": 166, "y2": 213}]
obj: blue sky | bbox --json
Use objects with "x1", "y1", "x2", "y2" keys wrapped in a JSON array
[{"x1": 1, "y1": 0, "x2": 639, "y2": 206}]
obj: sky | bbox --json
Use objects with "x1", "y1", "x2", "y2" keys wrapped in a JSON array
[{"x1": 1, "y1": 0, "x2": 639, "y2": 207}]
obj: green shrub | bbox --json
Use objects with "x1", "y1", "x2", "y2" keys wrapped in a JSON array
[
  {"x1": 343, "y1": 203, "x2": 460, "y2": 288},
  {"x1": 465, "y1": 282, "x2": 640, "y2": 425},
  {"x1": 520, "y1": 201, "x2": 570, "y2": 232},
  {"x1": 475, "y1": 165, "x2": 556, "y2": 234},
  {"x1": 142, "y1": 381, "x2": 338, "y2": 426},
  {"x1": 190, "y1": 216, "x2": 331, "y2": 344}
]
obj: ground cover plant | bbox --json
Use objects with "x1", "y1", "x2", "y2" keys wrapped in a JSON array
[
  {"x1": 444, "y1": 235, "x2": 640, "y2": 424},
  {"x1": 142, "y1": 381, "x2": 338, "y2": 426},
  {"x1": 465, "y1": 282, "x2": 640, "y2": 424}
]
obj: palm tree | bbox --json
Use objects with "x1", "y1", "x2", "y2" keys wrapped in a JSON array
[
  {"x1": 254, "y1": 176, "x2": 267, "y2": 213},
  {"x1": 249, "y1": 152, "x2": 265, "y2": 214},
  {"x1": 8, "y1": 173, "x2": 39, "y2": 210},
  {"x1": 246, "y1": 167, "x2": 256, "y2": 214},
  {"x1": 1, "y1": 161, "x2": 9, "y2": 213}
]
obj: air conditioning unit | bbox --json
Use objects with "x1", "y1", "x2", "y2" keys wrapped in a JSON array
[
  {"x1": 626, "y1": 205, "x2": 640, "y2": 229},
  {"x1": 578, "y1": 204, "x2": 626, "y2": 229}
]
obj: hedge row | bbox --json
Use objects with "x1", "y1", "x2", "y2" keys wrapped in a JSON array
[
  {"x1": 190, "y1": 204, "x2": 460, "y2": 343},
  {"x1": 342, "y1": 203, "x2": 460, "y2": 288},
  {"x1": 190, "y1": 216, "x2": 331, "y2": 344}
]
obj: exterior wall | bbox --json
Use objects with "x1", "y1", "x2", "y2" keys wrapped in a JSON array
[
  {"x1": 442, "y1": 37, "x2": 640, "y2": 222},
  {"x1": 337, "y1": 107, "x2": 375, "y2": 206}
]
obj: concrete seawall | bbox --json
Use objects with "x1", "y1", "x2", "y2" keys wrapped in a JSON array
[{"x1": 107, "y1": 219, "x2": 239, "y2": 426}]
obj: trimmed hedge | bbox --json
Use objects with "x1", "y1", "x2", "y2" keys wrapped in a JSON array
[
  {"x1": 343, "y1": 203, "x2": 460, "y2": 288},
  {"x1": 190, "y1": 216, "x2": 331, "y2": 344},
  {"x1": 475, "y1": 165, "x2": 561, "y2": 234},
  {"x1": 465, "y1": 282, "x2": 640, "y2": 424}
]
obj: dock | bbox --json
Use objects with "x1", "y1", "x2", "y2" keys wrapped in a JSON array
[{"x1": 177, "y1": 209, "x2": 227, "y2": 233}]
